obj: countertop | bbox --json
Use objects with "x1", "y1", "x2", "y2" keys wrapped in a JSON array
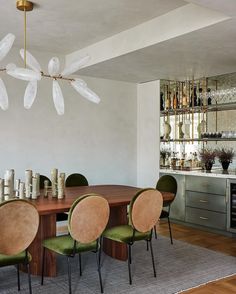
[{"x1": 160, "y1": 168, "x2": 236, "y2": 179}]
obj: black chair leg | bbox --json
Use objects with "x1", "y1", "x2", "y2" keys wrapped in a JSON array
[
  {"x1": 149, "y1": 240, "x2": 156, "y2": 278},
  {"x1": 96, "y1": 244, "x2": 103, "y2": 293},
  {"x1": 67, "y1": 257, "x2": 72, "y2": 294},
  {"x1": 26, "y1": 262, "x2": 32, "y2": 294},
  {"x1": 146, "y1": 240, "x2": 149, "y2": 251},
  {"x1": 41, "y1": 247, "x2": 46, "y2": 285},
  {"x1": 127, "y1": 244, "x2": 132, "y2": 285},
  {"x1": 167, "y1": 217, "x2": 173, "y2": 244},
  {"x1": 17, "y1": 264, "x2": 20, "y2": 291},
  {"x1": 154, "y1": 225, "x2": 157, "y2": 239},
  {"x1": 79, "y1": 253, "x2": 82, "y2": 276}
]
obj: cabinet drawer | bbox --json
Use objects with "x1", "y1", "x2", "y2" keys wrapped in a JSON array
[
  {"x1": 186, "y1": 176, "x2": 226, "y2": 195},
  {"x1": 186, "y1": 207, "x2": 226, "y2": 230},
  {"x1": 186, "y1": 191, "x2": 226, "y2": 213}
]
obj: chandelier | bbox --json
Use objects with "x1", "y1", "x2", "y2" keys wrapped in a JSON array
[{"x1": 0, "y1": 0, "x2": 100, "y2": 115}]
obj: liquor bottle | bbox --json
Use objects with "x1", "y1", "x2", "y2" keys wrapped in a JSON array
[
  {"x1": 166, "y1": 91, "x2": 171, "y2": 110},
  {"x1": 182, "y1": 86, "x2": 187, "y2": 107},
  {"x1": 193, "y1": 86, "x2": 198, "y2": 106},
  {"x1": 197, "y1": 87, "x2": 203, "y2": 106},
  {"x1": 207, "y1": 88, "x2": 212, "y2": 105},
  {"x1": 160, "y1": 91, "x2": 164, "y2": 111},
  {"x1": 173, "y1": 90, "x2": 178, "y2": 109}
]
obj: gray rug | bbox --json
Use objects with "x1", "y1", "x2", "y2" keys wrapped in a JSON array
[{"x1": 0, "y1": 236, "x2": 235, "y2": 294}]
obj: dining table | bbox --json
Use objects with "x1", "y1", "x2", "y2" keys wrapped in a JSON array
[{"x1": 27, "y1": 185, "x2": 174, "y2": 277}]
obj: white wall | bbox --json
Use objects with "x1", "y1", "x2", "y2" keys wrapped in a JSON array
[
  {"x1": 137, "y1": 80, "x2": 160, "y2": 187},
  {"x1": 0, "y1": 48, "x2": 137, "y2": 185}
]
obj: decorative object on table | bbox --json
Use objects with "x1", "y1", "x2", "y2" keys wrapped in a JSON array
[
  {"x1": 51, "y1": 168, "x2": 58, "y2": 198},
  {"x1": 25, "y1": 169, "x2": 32, "y2": 198},
  {"x1": 199, "y1": 148, "x2": 216, "y2": 171},
  {"x1": 4, "y1": 169, "x2": 14, "y2": 198},
  {"x1": 0, "y1": 1, "x2": 100, "y2": 116},
  {"x1": 58, "y1": 173, "x2": 65, "y2": 199},
  {"x1": 0, "y1": 179, "x2": 4, "y2": 201},
  {"x1": 19, "y1": 182, "x2": 25, "y2": 199},
  {"x1": 44, "y1": 180, "x2": 50, "y2": 198},
  {"x1": 216, "y1": 147, "x2": 234, "y2": 171}
]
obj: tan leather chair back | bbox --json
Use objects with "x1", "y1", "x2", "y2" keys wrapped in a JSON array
[
  {"x1": 0, "y1": 199, "x2": 39, "y2": 255},
  {"x1": 69, "y1": 194, "x2": 110, "y2": 244},
  {"x1": 130, "y1": 189, "x2": 163, "y2": 233}
]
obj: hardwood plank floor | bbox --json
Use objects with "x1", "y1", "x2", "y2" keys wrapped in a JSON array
[{"x1": 157, "y1": 221, "x2": 236, "y2": 294}]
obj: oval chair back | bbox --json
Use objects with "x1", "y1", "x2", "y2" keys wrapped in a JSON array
[
  {"x1": 156, "y1": 175, "x2": 177, "y2": 206},
  {"x1": 66, "y1": 173, "x2": 89, "y2": 187},
  {"x1": 0, "y1": 199, "x2": 39, "y2": 255},
  {"x1": 68, "y1": 194, "x2": 110, "y2": 244},
  {"x1": 129, "y1": 189, "x2": 163, "y2": 233},
  {"x1": 40, "y1": 175, "x2": 51, "y2": 189}
]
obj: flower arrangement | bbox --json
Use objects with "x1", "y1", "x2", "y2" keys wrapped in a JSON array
[
  {"x1": 216, "y1": 148, "x2": 234, "y2": 163},
  {"x1": 216, "y1": 148, "x2": 234, "y2": 170},
  {"x1": 199, "y1": 148, "x2": 216, "y2": 171}
]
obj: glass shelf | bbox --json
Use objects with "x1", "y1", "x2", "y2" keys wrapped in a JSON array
[
  {"x1": 161, "y1": 138, "x2": 236, "y2": 143},
  {"x1": 160, "y1": 102, "x2": 236, "y2": 117}
]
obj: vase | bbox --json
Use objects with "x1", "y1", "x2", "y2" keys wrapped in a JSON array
[
  {"x1": 205, "y1": 162, "x2": 213, "y2": 171},
  {"x1": 164, "y1": 121, "x2": 171, "y2": 140},
  {"x1": 221, "y1": 161, "x2": 230, "y2": 171}
]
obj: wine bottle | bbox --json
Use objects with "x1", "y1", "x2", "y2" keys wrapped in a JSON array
[
  {"x1": 173, "y1": 90, "x2": 177, "y2": 109},
  {"x1": 160, "y1": 91, "x2": 164, "y2": 111},
  {"x1": 182, "y1": 86, "x2": 187, "y2": 107},
  {"x1": 198, "y1": 87, "x2": 203, "y2": 106},
  {"x1": 207, "y1": 88, "x2": 212, "y2": 105}
]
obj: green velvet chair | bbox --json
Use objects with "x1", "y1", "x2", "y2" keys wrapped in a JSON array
[
  {"x1": 65, "y1": 173, "x2": 89, "y2": 187},
  {"x1": 103, "y1": 188, "x2": 163, "y2": 285},
  {"x1": 0, "y1": 199, "x2": 39, "y2": 293},
  {"x1": 41, "y1": 193, "x2": 110, "y2": 294},
  {"x1": 155, "y1": 175, "x2": 177, "y2": 244}
]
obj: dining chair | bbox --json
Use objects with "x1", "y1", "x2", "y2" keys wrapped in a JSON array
[
  {"x1": 103, "y1": 188, "x2": 163, "y2": 285},
  {"x1": 0, "y1": 199, "x2": 39, "y2": 294},
  {"x1": 65, "y1": 173, "x2": 89, "y2": 187},
  {"x1": 155, "y1": 175, "x2": 177, "y2": 244},
  {"x1": 41, "y1": 193, "x2": 110, "y2": 294}
]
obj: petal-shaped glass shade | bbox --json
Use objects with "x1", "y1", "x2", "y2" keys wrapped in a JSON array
[
  {"x1": 6, "y1": 63, "x2": 16, "y2": 71},
  {"x1": 24, "y1": 81, "x2": 37, "y2": 109},
  {"x1": 48, "y1": 57, "x2": 60, "y2": 76},
  {"x1": 53, "y1": 80, "x2": 64, "y2": 115},
  {"x1": 72, "y1": 78, "x2": 87, "y2": 88},
  {"x1": 7, "y1": 67, "x2": 42, "y2": 81},
  {"x1": 0, "y1": 78, "x2": 9, "y2": 110},
  {"x1": 19, "y1": 49, "x2": 42, "y2": 72},
  {"x1": 0, "y1": 33, "x2": 15, "y2": 62},
  {"x1": 71, "y1": 80, "x2": 100, "y2": 104},
  {"x1": 61, "y1": 55, "x2": 90, "y2": 76}
]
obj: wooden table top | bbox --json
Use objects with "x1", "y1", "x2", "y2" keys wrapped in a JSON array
[{"x1": 31, "y1": 185, "x2": 174, "y2": 215}]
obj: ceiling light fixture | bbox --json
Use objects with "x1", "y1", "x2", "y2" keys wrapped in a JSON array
[{"x1": 0, "y1": 0, "x2": 100, "y2": 115}]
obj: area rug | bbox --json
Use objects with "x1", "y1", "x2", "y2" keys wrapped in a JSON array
[{"x1": 0, "y1": 236, "x2": 235, "y2": 293}]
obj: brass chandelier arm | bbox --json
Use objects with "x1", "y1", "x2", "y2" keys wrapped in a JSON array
[{"x1": 41, "y1": 72, "x2": 75, "y2": 82}]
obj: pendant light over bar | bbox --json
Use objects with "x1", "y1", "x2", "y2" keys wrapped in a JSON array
[{"x1": 0, "y1": 1, "x2": 100, "y2": 115}]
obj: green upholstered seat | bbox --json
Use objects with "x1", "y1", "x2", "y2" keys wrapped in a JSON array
[
  {"x1": 41, "y1": 194, "x2": 110, "y2": 294},
  {"x1": 0, "y1": 252, "x2": 31, "y2": 267},
  {"x1": 43, "y1": 235, "x2": 97, "y2": 256},
  {"x1": 103, "y1": 225, "x2": 151, "y2": 243},
  {"x1": 102, "y1": 189, "x2": 163, "y2": 286}
]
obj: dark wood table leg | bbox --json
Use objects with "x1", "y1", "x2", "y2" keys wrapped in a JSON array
[
  {"x1": 103, "y1": 205, "x2": 128, "y2": 261},
  {"x1": 28, "y1": 214, "x2": 57, "y2": 276}
]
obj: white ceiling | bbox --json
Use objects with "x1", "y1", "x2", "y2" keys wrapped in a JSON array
[
  {"x1": 0, "y1": 0, "x2": 186, "y2": 54},
  {"x1": 1, "y1": 0, "x2": 236, "y2": 82}
]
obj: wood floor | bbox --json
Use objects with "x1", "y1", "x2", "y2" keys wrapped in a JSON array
[{"x1": 157, "y1": 222, "x2": 236, "y2": 294}]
